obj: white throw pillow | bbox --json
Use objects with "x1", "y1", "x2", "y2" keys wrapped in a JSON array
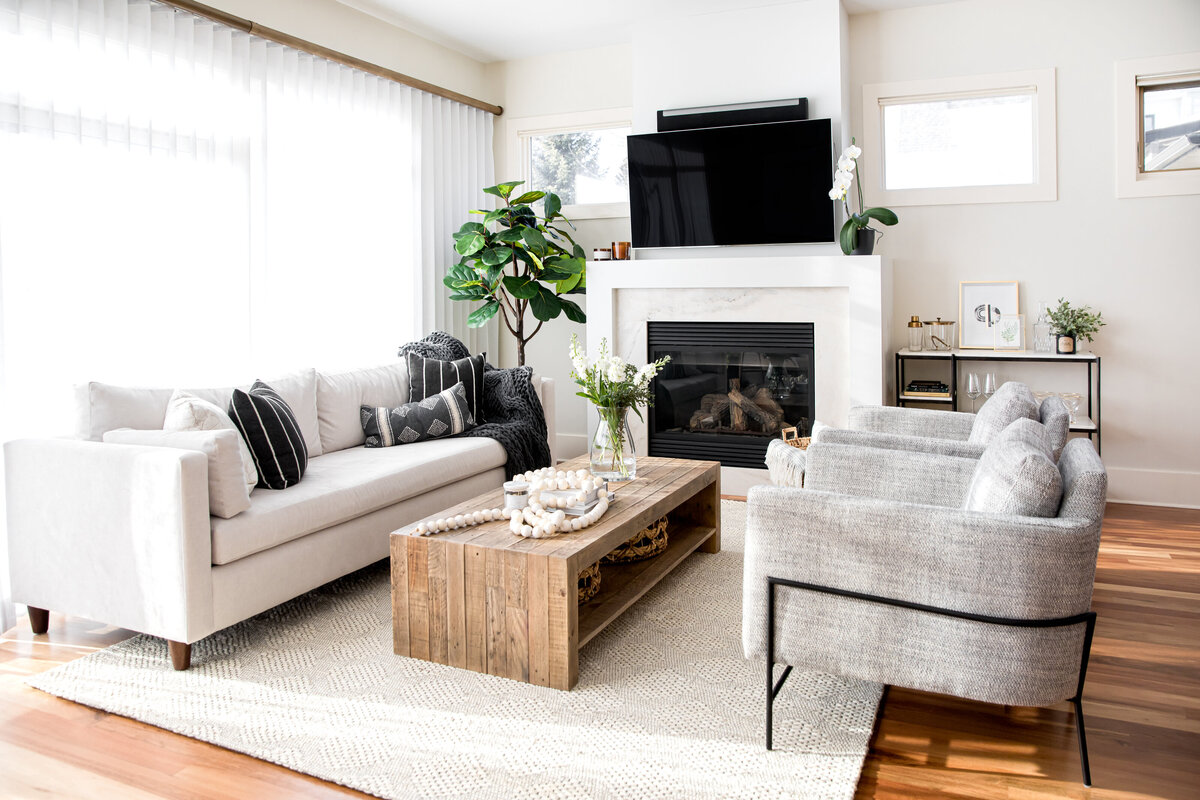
[
  {"x1": 164, "y1": 389, "x2": 259, "y2": 495},
  {"x1": 103, "y1": 428, "x2": 251, "y2": 519}
]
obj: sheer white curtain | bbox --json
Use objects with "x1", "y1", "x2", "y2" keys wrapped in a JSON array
[{"x1": 0, "y1": 0, "x2": 494, "y2": 631}]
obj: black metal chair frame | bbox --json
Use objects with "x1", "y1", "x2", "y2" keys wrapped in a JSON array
[{"x1": 765, "y1": 576, "x2": 1098, "y2": 787}]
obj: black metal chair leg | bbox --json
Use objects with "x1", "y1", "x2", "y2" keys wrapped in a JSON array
[{"x1": 1073, "y1": 696, "x2": 1092, "y2": 787}]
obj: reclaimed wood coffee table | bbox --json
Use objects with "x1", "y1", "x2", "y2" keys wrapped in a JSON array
[{"x1": 390, "y1": 456, "x2": 720, "y2": 690}]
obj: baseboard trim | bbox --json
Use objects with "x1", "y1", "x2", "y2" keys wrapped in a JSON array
[{"x1": 1107, "y1": 467, "x2": 1200, "y2": 509}]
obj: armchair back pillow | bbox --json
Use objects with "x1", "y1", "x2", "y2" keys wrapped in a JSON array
[
  {"x1": 967, "y1": 381, "x2": 1039, "y2": 444},
  {"x1": 964, "y1": 418, "x2": 1062, "y2": 517},
  {"x1": 1038, "y1": 395, "x2": 1071, "y2": 461},
  {"x1": 229, "y1": 381, "x2": 309, "y2": 489},
  {"x1": 361, "y1": 382, "x2": 475, "y2": 447}
]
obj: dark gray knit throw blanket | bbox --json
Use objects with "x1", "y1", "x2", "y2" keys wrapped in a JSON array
[{"x1": 398, "y1": 331, "x2": 551, "y2": 479}]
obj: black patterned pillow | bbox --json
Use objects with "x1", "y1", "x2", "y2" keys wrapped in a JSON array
[
  {"x1": 361, "y1": 382, "x2": 476, "y2": 447},
  {"x1": 405, "y1": 351, "x2": 485, "y2": 424},
  {"x1": 229, "y1": 380, "x2": 308, "y2": 489}
]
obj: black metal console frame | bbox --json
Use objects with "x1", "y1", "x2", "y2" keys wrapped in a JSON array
[{"x1": 765, "y1": 576, "x2": 1098, "y2": 786}]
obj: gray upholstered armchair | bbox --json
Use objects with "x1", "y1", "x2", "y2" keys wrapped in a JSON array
[
  {"x1": 826, "y1": 381, "x2": 1071, "y2": 461},
  {"x1": 744, "y1": 420, "x2": 1107, "y2": 785}
]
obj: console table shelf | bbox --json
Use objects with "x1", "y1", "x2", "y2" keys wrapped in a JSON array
[{"x1": 895, "y1": 348, "x2": 1101, "y2": 453}]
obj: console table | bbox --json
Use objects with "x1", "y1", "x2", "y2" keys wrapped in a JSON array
[{"x1": 895, "y1": 348, "x2": 1101, "y2": 454}]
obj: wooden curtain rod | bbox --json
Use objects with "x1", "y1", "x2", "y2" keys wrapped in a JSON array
[{"x1": 158, "y1": 0, "x2": 503, "y2": 116}]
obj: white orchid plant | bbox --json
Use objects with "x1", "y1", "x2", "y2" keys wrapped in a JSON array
[{"x1": 830, "y1": 139, "x2": 898, "y2": 255}]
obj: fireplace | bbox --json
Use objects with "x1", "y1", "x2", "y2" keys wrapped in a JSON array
[{"x1": 647, "y1": 321, "x2": 815, "y2": 469}]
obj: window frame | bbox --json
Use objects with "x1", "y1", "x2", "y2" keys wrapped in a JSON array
[
  {"x1": 861, "y1": 69, "x2": 1057, "y2": 207},
  {"x1": 504, "y1": 108, "x2": 632, "y2": 220},
  {"x1": 1116, "y1": 52, "x2": 1200, "y2": 198}
]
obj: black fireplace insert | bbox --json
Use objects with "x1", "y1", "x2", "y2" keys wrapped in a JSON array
[{"x1": 647, "y1": 321, "x2": 815, "y2": 469}]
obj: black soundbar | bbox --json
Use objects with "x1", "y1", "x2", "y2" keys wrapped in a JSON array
[{"x1": 656, "y1": 98, "x2": 808, "y2": 132}]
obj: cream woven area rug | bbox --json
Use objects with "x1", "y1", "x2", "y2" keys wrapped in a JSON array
[{"x1": 29, "y1": 500, "x2": 882, "y2": 799}]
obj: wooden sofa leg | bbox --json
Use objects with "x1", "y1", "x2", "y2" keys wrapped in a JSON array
[
  {"x1": 168, "y1": 641, "x2": 192, "y2": 671},
  {"x1": 27, "y1": 606, "x2": 49, "y2": 635}
]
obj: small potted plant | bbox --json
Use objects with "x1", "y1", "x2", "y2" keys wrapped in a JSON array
[
  {"x1": 1046, "y1": 298, "x2": 1105, "y2": 354},
  {"x1": 829, "y1": 139, "x2": 898, "y2": 255}
]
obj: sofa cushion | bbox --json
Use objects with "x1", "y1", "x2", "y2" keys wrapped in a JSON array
[
  {"x1": 164, "y1": 390, "x2": 258, "y2": 494},
  {"x1": 967, "y1": 381, "x2": 1038, "y2": 444},
  {"x1": 103, "y1": 428, "x2": 251, "y2": 518},
  {"x1": 1038, "y1": 395, "x2": 1071, "y2": 461},
  {"x1": 406, "y1": 351, "x2": 485, "y2": 424},
  {"x1": 963, "y1": 418, "x2": 1062, "y2": 518},
  {"x1": 75, "y1": 368, "x2": 323, "y2": 457},
  {"x1": 209, "y1": 436, "x2": 507, "y2": 565},
  {"x1": 316, "y1": 362, "x2": 409, "y2": 453},
  {"x1": 230, "y1": 381, "x2": 309, "y2": 490},
  {"x1": 361, "y1": 382, "x2": 475, "y2": 447}
]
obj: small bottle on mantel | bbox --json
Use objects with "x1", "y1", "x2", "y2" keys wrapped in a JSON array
[{"x1": 907, "y1": 316, "x2": 924, "y2": 351}]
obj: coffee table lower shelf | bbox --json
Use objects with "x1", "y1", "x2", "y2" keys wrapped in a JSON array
[{"x1": 578, "y1": 521, "x2": 717, "y2": 647}]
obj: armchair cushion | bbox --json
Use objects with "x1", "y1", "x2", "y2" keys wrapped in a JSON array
[
  {"x1": 1038, "y1": 396, "x2": 1071, "y2": 461},
  {"x1": 805, "y1": 441, "x2": 978, "y2": 508},
  {"x1": 816, "y1": 427, "x2": 987, "y2": 460},
  {"x1": 848, "y1": 405, "x2": 975, "y2": 440},
  {"x1": 964, "y1": 418, "x2": 1061, "y2": 518},
  {"x1": 968, "y1": 381, "x2": 1038, "y2": 444}
]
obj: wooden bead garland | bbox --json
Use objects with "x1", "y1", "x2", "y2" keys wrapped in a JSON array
[{"x1": 408, "y1": 467, "x2": 610, "y2": 539}]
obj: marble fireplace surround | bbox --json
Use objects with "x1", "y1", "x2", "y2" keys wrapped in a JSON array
[{"x1": 586, "y1": 255, "x2": 893, "y2": 492}]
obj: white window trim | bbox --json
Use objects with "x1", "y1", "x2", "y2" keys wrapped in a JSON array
[
  {"x1": 861, "y1": 69, "x2": 1057, "y2": 207},
  {"x1": 1116, "y1": 51, "x2": 1200, "y2": 198},
  {"x1": 504, "y1": 108, "x2": 632, "y2": 220}
]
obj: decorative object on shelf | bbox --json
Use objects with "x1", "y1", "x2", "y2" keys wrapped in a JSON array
[
  {"x1": 983, "y1": 371, "x2": 998, "y2": 402},
  {"x1": 1033, "y1": 302, "x2": 1055, "y2": 353},
  {"x1": 959, "y1": 280, "x2": 1020, "y2": 349},
  {"x1": 780, "y1": 426, "x2": 812, "y2": 449},
  {"x1": 612, "y1": 241, "x2": 631, "y2": 260},
  {"x1": 445, "y1": 180, "x2": 586, "y2": 366},
  {"x1": 907, "y1": 316, "x2": 924, "y2": 351},
  {"x1": 570, "y1": 334, "x2": 671, "y2": 480},
  {"x1": 593, "y1": 247, "x2": 612, "y2": 260},
  {"x1": 966, "y1": 372, "x2": 983, "y2": 412},
  {"x1": 1046, "y1": 297, "x2": 1105, "y2": 355},
  {"x1": 603, "y1": 516, "x2": 670, "y2": 564},
  {"x1": 829, "y1": 139, "x2": 898, "y2": 255},
  {"x1": 995, "y1": 314, "x2": 1025, "y2": 351},
  {"x1": 923, "y1": 317, "x2": 956, "y2": 351},
  {"x1": 904, "y1": 379, "x2": 951, "y2": 398},
  {"x1": 578, "y1": 561, "x2": 602, "y2": 603}
]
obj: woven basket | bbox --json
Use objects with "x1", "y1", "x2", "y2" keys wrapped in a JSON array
[
  {"x1": 781, "y1": 426, "x2": 811, "y2": 450},
  {"x1": 602, "y1": 516, "x2": 669, "y2": 564},
  {"x1": 577, "y1": 561, "x2": 601, "y2": 604}
]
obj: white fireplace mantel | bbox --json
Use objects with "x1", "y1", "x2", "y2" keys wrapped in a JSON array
[{"x1": 585, "y1": 255, "x2": 893, "y2": 492}]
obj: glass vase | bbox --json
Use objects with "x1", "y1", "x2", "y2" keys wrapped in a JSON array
[{"x1": 590, "y1": 406, "x2": 636, "y2": 481}]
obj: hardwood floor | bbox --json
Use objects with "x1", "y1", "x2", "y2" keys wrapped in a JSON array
[{"x1": 1, "y1": 502, "x2": 1196, "y2": 798}]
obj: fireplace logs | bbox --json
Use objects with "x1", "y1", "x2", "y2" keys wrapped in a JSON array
[{"x1": 688, "y1": 379, "x2": 786, "y2": 435}]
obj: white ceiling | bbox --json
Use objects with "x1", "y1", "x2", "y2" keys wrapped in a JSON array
[{"x1": 334, "y1": 0, "x2": 962, "y2": 63}]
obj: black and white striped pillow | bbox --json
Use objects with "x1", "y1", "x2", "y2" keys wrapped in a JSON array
[
  {"x1": 405, "y1": 351, "x2": 485, "y2": 424},
  {"x1": 361, "y1": 382, "x2": 475, "y2": 447},
  {"x1": 229, "y1": 380, "x2": 308, "y2": 490}
]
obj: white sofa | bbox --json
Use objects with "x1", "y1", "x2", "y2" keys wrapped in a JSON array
[{"x1": 4, "y1": 363, "x2": 555, "y2": 669}]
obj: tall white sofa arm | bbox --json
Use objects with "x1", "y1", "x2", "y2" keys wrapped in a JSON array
[
  {"x1": 535, "y1": 376, "x2": 557, "y2": 466},
  {"x1": 5, "y1": 439, "x2": 214, "y2": 643}
]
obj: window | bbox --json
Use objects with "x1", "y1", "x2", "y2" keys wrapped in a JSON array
[
  {"x1": 504, "y1": 109, "x2": 633, "y2": 218},
  {"x1": 1117, "y1": 52, "x2": 1200, "y2": 197},
  {"x1": 863, "y1": 69, "x2": 1057, "y2": 206}
]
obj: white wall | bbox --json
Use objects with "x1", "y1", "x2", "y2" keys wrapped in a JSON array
[
  {"x1": 201, "y1": 0, "x2": 493, "y2": 102},
  {"x1": 850, "y1": 0, "x2": 1200, "y2": 506},
  {"x1": 487, "y1": 45, "x2": 635, "y2": 457}
]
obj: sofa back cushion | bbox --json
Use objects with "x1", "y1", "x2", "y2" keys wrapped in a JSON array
[
  {"x1": 75, "y1": 368, "x2": 322, "y2": 457},
  {"x1": 1057, "y1": 438, "x2": 1107, "y2": 523},
  {"x1": 967, "y1": 381, "x2": 1039, "y2": 444},
  {"x1": 316, "y1": 362, "x2": 409, "y2": 453},
  {"x1": 964, "y1": 418, "x2": 1063, "y2": 518}
]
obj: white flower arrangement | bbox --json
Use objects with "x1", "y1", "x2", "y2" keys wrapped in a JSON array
[
  {"x1": 569, "y1": 334, "x2": 669, "y2": 415},
  {"x1": 829, "y1": 138, "x2": 897, "y2": 255}
]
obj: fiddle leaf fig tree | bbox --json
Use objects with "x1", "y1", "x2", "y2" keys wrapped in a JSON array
[{"x1": 445, "y1": 180, "x2": 586, "y2": 366}]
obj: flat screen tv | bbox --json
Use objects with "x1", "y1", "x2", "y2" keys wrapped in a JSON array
[{"x1": 627, "y1": 118, "x2": 834, "y2": 249}]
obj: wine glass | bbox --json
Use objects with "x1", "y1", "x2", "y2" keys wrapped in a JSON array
[
  {"x1": 983, "y1": 372, "x2": 998, "y2": 403},
  {"x1": 966, "y1": 373, "x2": 982, "y2": 412}
]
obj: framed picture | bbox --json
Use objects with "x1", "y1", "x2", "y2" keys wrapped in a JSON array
[
  {"x1": 959, "y1": 281, "x2": 1020, "y2": 349},
  {"x1": 995, "y1": 314, "x2": 1025, "y2": 351}
]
